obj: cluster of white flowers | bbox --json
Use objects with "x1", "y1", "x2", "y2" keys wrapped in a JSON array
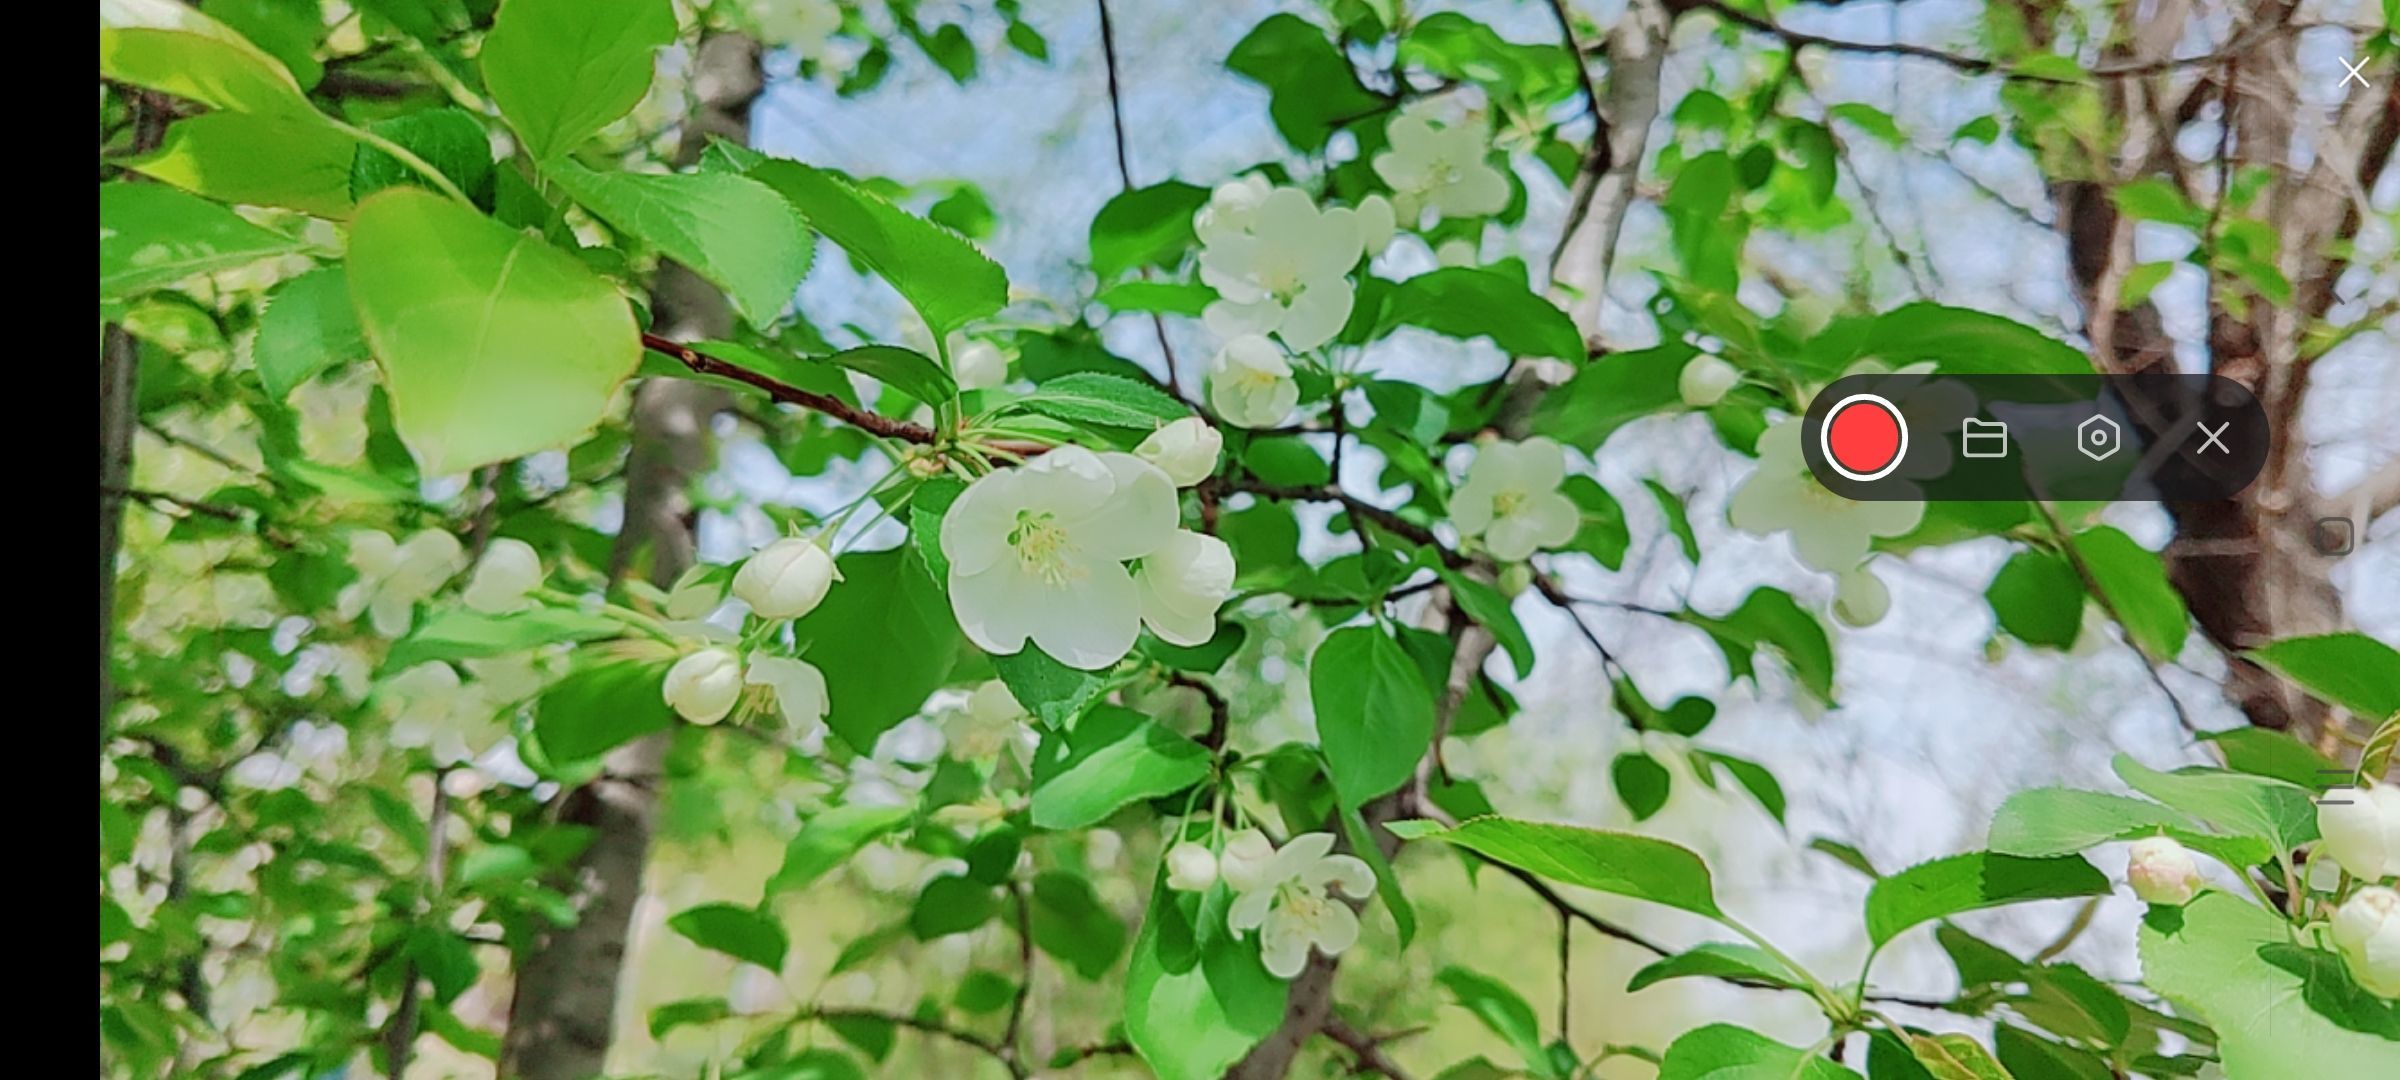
[
  {"x1": 944, "y1": 679, "x2": 1033, "y2": 762},
  {"x1": 338, "y1": 529, "x2": 467, "y2": 637},
  {"x1": 1372, "y1": 100, "x2": 1511, "y2": 224},
  {"x1": 1729, "y1": 419, "x2": 1920, "y2": 625},
  {"x1": 1162, "y1": 828, "x2": 1375, "y2": 979},
  {"x1": 228, "y1": 720, "x2": 348, "y2": 791},
  {"x1": 462, "y1": 537, "x2": 544, "y2": 614},
  {"x1": 1449, "y1": 437, "x2": 1579, "y2": 562},
  {"x1": 940, "y1": 445, "x2": 1231, "y2": 670},
  {"x1": 380, "y1": 656, "x2": 543, "y2": 768},
  {"x1": 1196, "y1": 177, "x2": 1387, "y2": 354},
  {"x1": 2319, "y1": 784, "x2": 2400, "y2": 997},
  {"x1": 660, "y1": 536, "x2": 843, "y2": 733},
  {"x1": 750, "y1": 0, "x2": 842, "y2": 64}
]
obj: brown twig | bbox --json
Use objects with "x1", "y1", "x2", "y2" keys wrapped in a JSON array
[
  {"x1": 640, "y1": 333, "x2": 940, "y2": 444},
  {"x1": 1322, "y1": 1019, "x2": 1418, "y2": 1080},
  {"x1": 1091, "y1": 0, "x2": 1188, "y2": 398}
]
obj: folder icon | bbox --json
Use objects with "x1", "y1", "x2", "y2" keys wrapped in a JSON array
[{"x1": 1962, "y1": 418, "x2": 2009, "y2": 459}]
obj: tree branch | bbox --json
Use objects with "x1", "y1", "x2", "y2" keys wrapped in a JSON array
[
  {"x1": 802, "y1": 1007, "x2": 1026, "y2": 1078},
  {"x1": 1661, "y1": 0, "x2": 2299, "y2": 83},
  {"x1": 1322, "y1": 1019, "x2": 1418, "y2": 1080},
  {"x1": 1091, "y1": 0, "x2": 1188, "y2": 398},
  {"x1": 640, "y1": 333, "x2": 940, "y2": 444}
]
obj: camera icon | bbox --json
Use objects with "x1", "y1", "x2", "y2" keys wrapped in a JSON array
[{"x1": 2077, "y1": 414, "x2": 2121, "y2": 462}]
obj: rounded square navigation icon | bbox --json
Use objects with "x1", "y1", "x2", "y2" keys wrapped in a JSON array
[{"x1": 1801, "y1": 373, "x2": 2268, "y2": 502}]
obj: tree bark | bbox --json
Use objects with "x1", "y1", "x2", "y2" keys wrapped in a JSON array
[
  {"x1": 499, "y1": 33, "x2": 761, "y2": 1080},
  {"x1": 99, "y1": 92, "x2": 167, "y2": 748}
]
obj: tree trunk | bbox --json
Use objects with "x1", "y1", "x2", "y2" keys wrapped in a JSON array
[
  {"x1": 500, "y1": 33, "x2": 762, "y2": 1080},
  {"x1": 99, "y1": 92, "x2": 166, "y2": 748}
]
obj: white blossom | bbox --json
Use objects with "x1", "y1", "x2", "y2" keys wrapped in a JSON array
[
  {"x1": 383, "y1": 662, "x2": 504, "y2": 767},
  {"x1": 953, "y1": 337, "x2": 1008, "y2": 391},
  {"x1": 2332, "y1": 886, "x2": 2400, "y2": 998},
  {"x1": 2319, "y1": 783, "x2": 2400, "y2": 881},
  {"x1": 1198, "y1": 185, "x2": 1364, "y2": 351},
  {"x1": 946, "y1": 679, "x2": 1029, "y2": 760},
  {"x1": 461, "y1": 538, "x2": 542, "y2": 614},
  {"x1": 1730, "y1": 419, "x2": 1923, "y2": 572},
  {"x1": 1372, "y1": 101, "x2": 1510, "y2": 222},
  {"x1": 1226, "y1": 832, "x2": 1376, "y2": 979},
  {"x1": 752, "y1": 0, "x2": 841, "y2": 62},
  {"x1": 1218, "y1": 828, "x2": 1275, "y2": 893},
  {"x1": 1832, "y1": 564, "x2": 1890, "y2": 627},
  {"x1": 1135, "y1": 530, "x2": 1235, "y2": 646},
  {"x1": 337, "y1": 529, "x2": 465, "y2": 636},
  {"x1": 1135, "y1": 417, "x2": 1223, "y2": 487},
  {"x1": 2125, "y1": 836, "x2": 2201, "y2": 905},
  {"x1": 745, "y1": 653, "x2": 830, "y2": 743},
  {"x1": 733, "y1": 537, "x2": 841, "y2": 620},
  {"x1": 1449, "y1": 438, "x2": 1578, "y2": 562},
  {"x1": 1207, "y1": 335, "x2": 1300, "y2": 429},
  {"x1": 664, "y1": 648, "x2": 743, "y2": 724},
  {"x1": 940, "y1": 447, "x2": 1179, "y2": 670}
]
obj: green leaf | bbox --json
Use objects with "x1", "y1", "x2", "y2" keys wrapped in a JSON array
[
  {"x1": 256, "y1": 268, "x2": 370, "y2": 399},
  {"x1": 2118, "y1": 262, "x2": 2174, "y2": 309},
  {"x1": 384, "y1": 607, "x2": 624, "y2": 671},
  {"x1": 1991, "y1": 1027, "x2": 2110, "y2": 1080},
  {"x1": 910, "y1": 874, "x2": 1002, "y2": 939},
  {"x1": 742, "y1": 158, "x2": 1009, "y2": 337},
  {"x1": 1561, "y1": 476, "x2": 1630, "y2": 569},
  {"x1": 2199, "y1": 727, "x2": 2346, "y2": 788},
  {"x1": 1532, "y1": 344, "x2": 1691, "y2": 452},
  {"x1": 547, "y1": 161, "x2": 813, "y2": 327},
  {"x1": 1392, "y1": 816, "x2": 1722, "y2": 918},
  {"x1": 352, "y1": 108, "x2": 493, "y2": 204},
  {"x1": 2138, "y1": 892, "x2": 2400, "y2": 1075},
  {"x1": 1089, "y1": 181, "x2": 1208, "y2": 279},
  {"x1": 1439, "y1": 568, "x2": 1534, "y2": 678},
  {"x1": 823, "y1": 345, "x2": 955, "y2": 407},
  {"x1": 478, "y1": 0, "x2": 674, "y2": 162},
  {"x1": 1371, "y1": 268, "x2": 1584, "y2": 361},
  {"x1": 1022, "y1": 372, "x2": 1190, "y2": 429},
  {"x1": 1095, "y1": 280, "x2": 1217, "y2": 316},
  {"x1": 1225, "y1": 14, "x2": 1385, "y2": 151},
  {"x1": 666, "y1": 902, "x2": 789, "y2": 971},
  {"x1": 1030, "y1": 706, "x2": 1211, "y2": 830},
  {"x1": 1985, "y1": 550, "x2": 2083, "y2": 649},
  {"x1": 2112, "y1": 754, "x2": 2317, "y2": 855},
  {"x1": 1697, "y1": 751, "x2": 1787, "y2": 824},
  {"x1": 1987, "y1": 788, "x2": 2191, "y2": 857},
  {"x1": 1438, "y1": 968, "x2": 1555, "y2": 1079},
  {"x1": 1336, "y1": 802, "x2": 1416, "y2": 947},
  {"x1": 2251, "y1": 632, "x2": 2400, "y2": 720},
  {"x1": 994, "y1": 645, "x2": 1110, "y2": 729},
  {"x1": 127, "y1": 111, "x2": 356, "y2": 218},
  {"x1": 532, "y1": 657, "x2": 674, "y2": 763},
  {"x1": 1907, "y1": 1034, "x2": 2014, "y2": 1080},
  {"x1": 1657, "y1": 1024, "x2": 1859, "y2": 1079},
  {"x1": 1311, "y1": 626, "x2": 1437, "y2": 808},
  {"x1": 1123, "y1": 874, "x2": 1287, "y2": 1080},
  {"x1": 769, "y1": 804, "x2": 915, "y2": 894},
  {"x1": 1859, "y1": 304, "x2": 2090, "y2": 375},
  {"x1": 1644, "y1": 479, "x2": 1699, "y2": 563},
  {"x1": 648, "y1": 997, "x2": 733, "y2": 1039},
  {"x1": 1953, "y1": 116, "x2": 2003, "y2": 144},
  {"x1": 1611, "y1": 752, "x2": 1671, "y2": 821},
  {"x1": 346, "y1": 188, "x2": 640, "y2": 475},
  {"x1": 790, "y1": 547, "x2": 959, "y2": 752},
  {"x1": 2112, "y1": 179, "x2": 2206, "y2": 229},
  {"x1": 408, "y1": 928, "x2": 481, "y2": 1004},
  {"x1": 1865, "y1": 852, "x2": 2109, "y2": 947},
  {"x1": 1829, "y1": 102, "x2": 1907, "y2": 144},
  {"x1": 102, "y1": 0, "x2": 318, "y2": 116},
  {"x1": 1028, "y1": 871, "x2": 1127, "y2": 980},
  {"x1": 1680, "y1": 588, "x2": 1837, "y2": 702},
  {"x1": 1627, "y1": 942, "x2": 1803, "y2": 992},
  {"x1": 2068, "y1": 527, "x2": 2188, "y2": 660},
  {"x1": 100, "y1": 183, "x2": 301, "y2": 299},
  {"x1": 953, "y1": 970, "x2": 1016, "y2": 1014}
]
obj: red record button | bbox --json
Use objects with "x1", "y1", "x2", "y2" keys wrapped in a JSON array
[{"x1": 1820, "y1": 393, "x2": 1908, "y2": 482}]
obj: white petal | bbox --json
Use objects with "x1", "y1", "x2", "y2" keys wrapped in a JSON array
[
  {"x1": 1227, "y1": 885, "x2": 1274, "y2": 933},
  {"x1": 1276, "y1": 281, "x2": 1353, "y2": 352},
  {"x1": 1074, "y1": 454, "x2": 1179, "y2": 562},
  {"x1": 950, "y1": 565, "x2": 1038, "y2": 655},
  {"x1": 1307, "y1": 899, "x2": 1361, "y2": 958},
  {"x1": 940, "y1": 470, "x2": 1024, "y2": 579},
  {"x1": 1260, "y1": 916, "x2": 1313, "y2": 979},
  {"x1": 1026, "y1": 558, "x2": 1143, "y2": 670}
]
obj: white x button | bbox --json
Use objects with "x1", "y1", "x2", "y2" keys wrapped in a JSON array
[
  {"x1": 2196, "y1": 421, "x2": 2230, "y2": 454},
  {"x1": 2341, "y1": 56, "x2": 2372, "y2": 89}
]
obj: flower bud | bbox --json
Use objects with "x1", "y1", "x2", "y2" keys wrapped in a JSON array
[
  {"x1": 2125, "y1": 836, "x2": 2202, "y2": 905},
  {"x1": 462, "y1": 538, "x2": 543, "y2": 614},
  {"x1": 663, "y1": 648, "x2": 743, "y2": 724},
  {"x1": 1355, "y1": 194, "x2": 1397, "y2": 254},
  {"x1": 1218, "y1": 828, "x2": 1275, "y2": 894},
  {"x1": 1678, "y1": 354, "x2": 1740, "y2": 408},
  {"x1": 733, "y1": 538, "x2": 841, "y2": 620},
  {"x1": 2332, "y1": 885, "x2": 2400, "y2": 999},
  {"x1": 2318, "y1": 783, "x2": 2400, "y2": 882},
  {"x1": 953, "y1": 338, "x2": 1007, "y2": 391},
  {"x1": 1165, "y1": 842, "x2": 1219, "y2": 892},
  {"x1": 1135, "y1": 417, "x2": 1224, "y2": 487},
  {"x1": 1833, "y1": 565, "x2": 1890, "y2": 628}
]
